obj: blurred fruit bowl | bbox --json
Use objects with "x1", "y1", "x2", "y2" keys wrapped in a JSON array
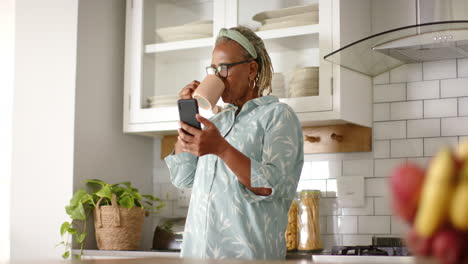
[{"x1": 390, "y1": 140, "x2": 468, "y2": 264}]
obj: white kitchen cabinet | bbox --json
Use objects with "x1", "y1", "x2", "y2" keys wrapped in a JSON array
[{"x1": 123, "y1": 0, "x2": 372, "y2": 136}]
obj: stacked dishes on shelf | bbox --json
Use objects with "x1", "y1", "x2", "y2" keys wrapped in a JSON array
[
  {"x1": 253, "y1": 4, "x2": 319, "y2": 31},
  {"x1": 270, "y1": 72, "x2": 286, "y2": 98},
  {"x1": 155, "y1": 20, "x2": 213, "y2": 43},
  {"x1": 288, "y1": 67, "x2": 319, "y2": 97},
  {"x1": 147, "y1": 95, "x2": 179, "y2": 108}
]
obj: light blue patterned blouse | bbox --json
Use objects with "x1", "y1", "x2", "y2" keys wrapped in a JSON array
[{"x1": 164, "y1": 95, "x2": 304, "y2": 260}]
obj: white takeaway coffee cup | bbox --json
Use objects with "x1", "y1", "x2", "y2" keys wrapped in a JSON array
[{"x1": 193, "y1": 74, "x2": 225, "y2": 110}]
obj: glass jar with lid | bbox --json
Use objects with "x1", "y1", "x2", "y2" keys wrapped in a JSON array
[{"x1": 298, "y1": 189, "x2": 322, "y2": 251}]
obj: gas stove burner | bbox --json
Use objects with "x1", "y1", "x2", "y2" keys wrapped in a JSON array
[
  {"x1": 331, "y1": 245, "x2": 410, "y2": 256},
  {"x1": 332, "y1": 246, "x2": 388, "y2": 256}
]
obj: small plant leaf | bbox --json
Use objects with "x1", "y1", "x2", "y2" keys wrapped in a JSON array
[
  {"x1": 62, "y1": 251, "x2": 70, "y2": 259},
  {"x1": 55, "y1": 241, "x2": 65, "y2": 247},
  {"x1": 65, "y1": 205, "x2": 74, "y2": 215},
  {"x1": 60, "y1": 222, "x2": 70, "y2": 236},
  {"x1": 70, "y1": 203, "x2": 86, "y2": 220},
  {"x1": 68, "y1": 227, "x2": 77, "y2": 234},
  {"x1": 119, "y1": 181, "x2": 132, "y2": 188},
  {"x1": 70, "y1": 189, "x2": 87, "y2": 207},
  {"x1": 76, "y1": 232, "x2": 87, "y2": 244},
  {"x1": 86, "y1": 179, "x2": 106, "y2": 186},
  {"x1": 96, "y1": 185, "x2": 112, "y2": 199},
  {"x1": 119, "y1": 196, "x2": 134, "y2": 208}
]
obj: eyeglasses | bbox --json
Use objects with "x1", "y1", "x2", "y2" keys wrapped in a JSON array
[{"x1": 205, "y1": 59, "x2": 253, "y2": 78}]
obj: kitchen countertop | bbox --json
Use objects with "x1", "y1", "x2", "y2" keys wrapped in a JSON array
[
  {"x1": 72, "y1": 249, "x2": 319, "y2": 260},
  {"x1": 1, "y1": 256, "x2": 451, "y2": 264}
]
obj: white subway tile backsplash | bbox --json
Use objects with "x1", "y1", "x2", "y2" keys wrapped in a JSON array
[
  {"x1": 423, "y1": 60, "x2": 457, "y2": 80},
  {"x1": 153, "y1": 183, "x2": 161, "y2": 198},
  {"x1": 407, "y1": 157, "x2": 432, "y2": 168},
  {"x1": 373, "y1": 121, "x2": 406, "y2": 140},
  {"x1": 343, "y1": 159, "x2": 374, "y2": 177},
  {"x1": 391, "y1": 216, "x2": 410, "y2": 235},
  {"x1": 297, "y1": 179, "x2": 327, "y2": 195},
  {"x1": 321, "y1": 235, "x2": 343, "y2": 251},
  {"x1": 407, "y1": 80, "x2": 439, "y2": 100},
  {"x1": 327, "y1": 216, "x2": 358, "y2": 234},
  {"x1": 320, "y1": 198, "x2": 341, "y2": 216},
  {"x1": 320, "y1": 216, "x2": 327, "y2": 234},
  {"x1": 301, "y1": 160, "x2": 343, "y2": 180},
  {"x1": 424, "y1": 98, "x2": 458, "y2": 118},
  {"x1": 153, "y1": 140, "x2": 167, "y2": 168},
  {"x1": 458, "y1": 58, "x2": 468, "y2": 78},
  {"x1": 407, "y1": 119, "x2": 440, "y2": 138},
  {"x1": 329, "y1": 160, "x2": 342, "y2": 179},
  {"x1": 373, "y1": 103, "x2": 390, "y2": 121},
  {"x1": 461, "y1": 136, "x2": 468, "y2": 144},
  {"x1": 173, "y1": 206, "x2": 189, "y2": 217},
  {"x1": 374, "y1": 72, "x2": 390, "y2": 85},
  {"x1": 358, "y1": 216, "x2": 391, "y2": 234},
  {"x1": 390, "y1": 63, "x2": 422, "y2": 83},
  {"x1": 373, "y1": 140, "x2": 390, "y2": 159},
  {"x1": 327, "y1": 179, "x2": 337, "y2": 197},
  {"x1": 441, "y1": 78, "x2": 468, "y2": 98},
  {"x1": 159, "y1": 200, "x2": 174, "y2": 217},
  {"x1": 390, "y1": 101, "x2": 423, "y2": 120},
  {"x1": 160, "y1": 183, "x2": 179, "y2": 200},
  {"x1": 442, "y1": 117, "x2": 468, "y2": 136},
  {"x1": 154, "y1": 167, "x2": 171, "y2": 184},
  {"x1": 342, "y1": 235, "x2": 373, "y2": 246},
  {"x1": 342, "y1": 197, "x2": 374, "y2": 216},
  {"x1": 365, "y1": 178, "x2": 390, "y2": 197},
  {"x1": 374, "y1": 196, "x2": 392, "y2": 215},
  {"x1": 424, "y1": 137, "x2": 459, "y2": 157},
  {"x1": 374, "y1": 83, "x2": 406, "y2": 103},
  {"x1": 459, "y1": 97, "x2": 468, "y2": 116},
  {"x1": 391, "y1": 139, "x2": 423, "y2": 158},
  {"x1": 374, "y1": 159, "x2": 406, "y2": 178}
]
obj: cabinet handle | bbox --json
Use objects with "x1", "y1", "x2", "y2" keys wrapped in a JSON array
[
  {"x1": 305, "y1": 135, "x2": 320, "y2": 143},
  {"x1": 330, "y1": 133, "x2": 343, "y2": 142}
]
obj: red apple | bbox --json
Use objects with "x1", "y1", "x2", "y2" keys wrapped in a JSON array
[
  {"x1": 432, "y1": 227, "x2": 466, "y2": 264},
  {"x1": 390, "y1": 163, "x2": 426, "y2": 223},
  {"x1": 406, "y1": 228, "x2": 433, "y2": 256}
]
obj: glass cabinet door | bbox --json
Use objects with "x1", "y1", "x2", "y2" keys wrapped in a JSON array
[
  {"x1": 127, "y1": 0, "x2": 216, "y2": 125},
  {"x1": 231, "y1": 0, "x2": 333, "y2": 113}
]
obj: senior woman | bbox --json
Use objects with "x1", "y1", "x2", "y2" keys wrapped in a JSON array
[{"x1": 165, "y1": 26, "x2": 304, "y2": 260}]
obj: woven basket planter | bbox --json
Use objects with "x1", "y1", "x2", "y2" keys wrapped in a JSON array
[{"x1": 94, "y1": 194, "x2": 145, "y2": 250}]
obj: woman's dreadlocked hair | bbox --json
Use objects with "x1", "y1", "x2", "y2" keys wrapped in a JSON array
[{"x1": 215, "y1": 26, "x2": 273, "y2": 97}]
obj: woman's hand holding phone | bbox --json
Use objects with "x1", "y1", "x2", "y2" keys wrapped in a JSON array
[
  {"x1": 174, "y1": 80, "x2": 200, "y2": 154},
  {"x1": 178, "y1": 114, "x2": 228, "y2": 157}
]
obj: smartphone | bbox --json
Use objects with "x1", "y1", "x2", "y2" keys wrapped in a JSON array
[{"x1": 177, "y1": 99, "x2": 202, "y2": 131}]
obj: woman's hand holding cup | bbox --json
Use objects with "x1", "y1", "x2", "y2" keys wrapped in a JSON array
[{"x1": 178, "y1": 80, "x2": 200, "y2": 100}]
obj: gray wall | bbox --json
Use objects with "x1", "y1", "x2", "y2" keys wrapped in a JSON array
[{"x1": 74, "y1": 0, "x2": 154, "y2": 250}]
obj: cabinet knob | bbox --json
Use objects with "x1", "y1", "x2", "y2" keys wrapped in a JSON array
[{"x1": 305, "y1": 135, "x2": 320, "y2": 143}]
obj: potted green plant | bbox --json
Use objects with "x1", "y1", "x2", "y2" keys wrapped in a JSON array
[{"x1": 59, "y1": 179, "x2": 164, "y2": 259}]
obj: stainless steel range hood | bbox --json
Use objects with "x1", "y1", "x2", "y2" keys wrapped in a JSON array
[{"x1": 324, "y1": 0, "x2": 468, "y2": 77}]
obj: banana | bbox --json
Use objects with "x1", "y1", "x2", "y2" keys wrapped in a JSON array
[
  {"x1": 455, "y1": 139, "x2": 468, "y2": 161},
  {"x1": 414, "y1": 148, "x2": 457, "y2": 237},
  {"x1": 450, "y1": 161, "x2": 468, "y2": 231}
]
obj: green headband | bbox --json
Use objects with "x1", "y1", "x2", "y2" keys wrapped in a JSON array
[{"x1": 217, "y1": 28, "x2": 258, "y2": 59}]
